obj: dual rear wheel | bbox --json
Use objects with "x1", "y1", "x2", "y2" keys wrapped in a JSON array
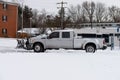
[{"x1": 85, "y1": 45, "x2": 96, "y2": 53}]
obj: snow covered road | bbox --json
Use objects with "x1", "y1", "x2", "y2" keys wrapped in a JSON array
[{"x1": 1, "y1": 38, "x2": 120, "y2": 80}]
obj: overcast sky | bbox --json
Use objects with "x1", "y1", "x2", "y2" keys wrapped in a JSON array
[{"x1": 9, "y1": 0, "x2": 120, "y2": 14}]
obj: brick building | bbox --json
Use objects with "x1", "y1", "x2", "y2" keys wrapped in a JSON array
[{"x1": 0, "y1": 1, "x2": 18, "y2": 38}]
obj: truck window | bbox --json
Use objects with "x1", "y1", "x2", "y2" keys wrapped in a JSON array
[
  {"x1": 77, "y1": 34, "x2": 96, "y2": 38},
  {"x1": 97, "y1": 35, "x2": 102, "y2": 38},
  {"x1": 49, "y1": 32, "x2": 59, "y2": 38},
  {"x1": 62, "y1": 32, "x2": 70, "y2": 38}
]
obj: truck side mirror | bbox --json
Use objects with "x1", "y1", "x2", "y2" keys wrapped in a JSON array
[{"x1": 47, "y1": 36, "x2": 51, "y2": 39}]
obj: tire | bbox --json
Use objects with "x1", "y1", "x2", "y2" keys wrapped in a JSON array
[
  {"x1": 85, "y1": 45, "x2": 95, "y2": 53},
  {"x1": 33, "y1": 43, "x2": 44, "y2": 52}
]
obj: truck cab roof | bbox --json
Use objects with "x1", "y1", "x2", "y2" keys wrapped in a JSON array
[{"x1": 53, "y1": 29, "x2": 74, "y2": 32}]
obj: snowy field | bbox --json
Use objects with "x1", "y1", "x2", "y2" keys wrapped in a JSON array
[{"x1": 0, "y1": 38, "x2": 120, "y2": 80}]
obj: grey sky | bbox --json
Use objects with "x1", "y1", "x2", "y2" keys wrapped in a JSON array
[{"x1": 9, "y1": 0, "x2": 120, "y2": 14}]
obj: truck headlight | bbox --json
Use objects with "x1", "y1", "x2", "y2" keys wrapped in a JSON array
[{"x1": 29, "y1": 39, "x2": 34, "y2": 43}]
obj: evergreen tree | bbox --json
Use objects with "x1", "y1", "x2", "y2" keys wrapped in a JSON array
[
  {"x1": 18, "y1": 6, "x2": 22, "y2": 30},
  {"x1": 23, "y1": 6, "x2": 33, "y2": 28}
]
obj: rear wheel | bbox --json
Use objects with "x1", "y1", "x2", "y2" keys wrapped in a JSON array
[
  {"x1": 33, "y1": 43, "x2": 44, "y2": 52},
  {"x1": 85, "y1": 45, "x2": 95, "y2": 53}
]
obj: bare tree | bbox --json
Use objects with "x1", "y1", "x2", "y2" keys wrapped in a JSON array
[
  {"x1": 32, "y1": 9, "x2": 39, "y2": 27},
  {"x1": 82, "y1": 1, "x2": 95, "y2": 28},
  {"x1": 75, "y1": 5, "x2": 82, "y2": 23},
  {"x1": 102, "y1": 9, "x2": 109, "y2": 22},
  {"x1": 81, "y1": 6, "x2": 88, "y2": 23},
  {"x1": 37, "y1": 9, "x2": 47, "y2": 27},
  {"x1": 95, "y1": 2, "x2": 106, "y2": 22},
  {"x1": 27, "y1": 9, "x2": 48, "y2": 34},
  {"x1": 67, "y1": 5, "x2": 78, "y2": 23},
  {"x1": 67, "y1": 4, "x2": 83, "y2": 27},
  {"x1": 108, "y1": 6, "x2": 120, "y2": 22}
]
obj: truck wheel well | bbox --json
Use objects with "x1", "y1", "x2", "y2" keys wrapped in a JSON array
[
  {"x1": 33, "y1": 42, "x2": 44, "y2": 49},
  {"x1": 85, "y1": 43, "x2": 96, "y2": 50}
]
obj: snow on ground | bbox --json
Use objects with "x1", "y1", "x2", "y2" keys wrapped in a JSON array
[{"x1": 0, "y1": 38, "x2": 120, "y2": 80}]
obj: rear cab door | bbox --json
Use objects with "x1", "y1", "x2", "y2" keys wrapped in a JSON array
[{"x1": 59, "y1": 31, "x2": 74, "y2": 48}]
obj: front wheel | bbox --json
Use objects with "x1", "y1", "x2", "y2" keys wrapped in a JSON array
[
  {"x1": 85, "y1": 45, "x2": 95, "y2": 53},
  {"x1": 33, "y1": 43, "x2": 44, "y2": 52}
]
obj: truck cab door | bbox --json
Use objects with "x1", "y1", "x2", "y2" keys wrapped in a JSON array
[{"x1": 46, "y1": 32, "x2": 60, "y2": 48}]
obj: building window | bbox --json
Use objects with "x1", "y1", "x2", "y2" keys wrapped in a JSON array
[
  {"x1": 2, "y1": 28, "x2": 7, "y2": 35},
  {"x1": 2, "y1": 16, "x2": 7, "y2": 22},
  {"x1": 3, "y1": 3, "x2": 8, "y2": 10}
]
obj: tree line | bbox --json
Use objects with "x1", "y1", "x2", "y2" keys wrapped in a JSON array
[{"x1": 18, "y1": 1, "x2": 120, "y2": 30}]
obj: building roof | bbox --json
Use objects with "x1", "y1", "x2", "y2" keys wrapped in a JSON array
[
  {"x1": 0, "y1": 0, "x2": 18, "y2": 6},
  {"x1": 67, "y1": 23, "x2": 120, "y2": 28}
]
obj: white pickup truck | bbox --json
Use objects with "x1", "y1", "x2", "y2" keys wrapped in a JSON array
[{"x1": 24, "y1": 30, "x2": 107, "y2": 53}]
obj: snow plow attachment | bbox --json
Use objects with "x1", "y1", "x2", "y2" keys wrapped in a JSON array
[
  {"x1": 16, "y1": 39, "x2": 32, "y2": 50},
  {"x1": 17, "y1": 39, "x2": 25, "y2": 48}
]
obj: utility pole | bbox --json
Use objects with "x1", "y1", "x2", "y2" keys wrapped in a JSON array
[
  {"x1": 20, "y1": 0, "x2": 24, "y2": 40},
  {"x1": 57, "y1": 1, "x2": 67, "y2": 29},
  {"x1": 90, "y1": 3, "x2": 93, "y2": 29},
  {"x1": 90, "y1": 2, "x2": 95, "y2": 29}
]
